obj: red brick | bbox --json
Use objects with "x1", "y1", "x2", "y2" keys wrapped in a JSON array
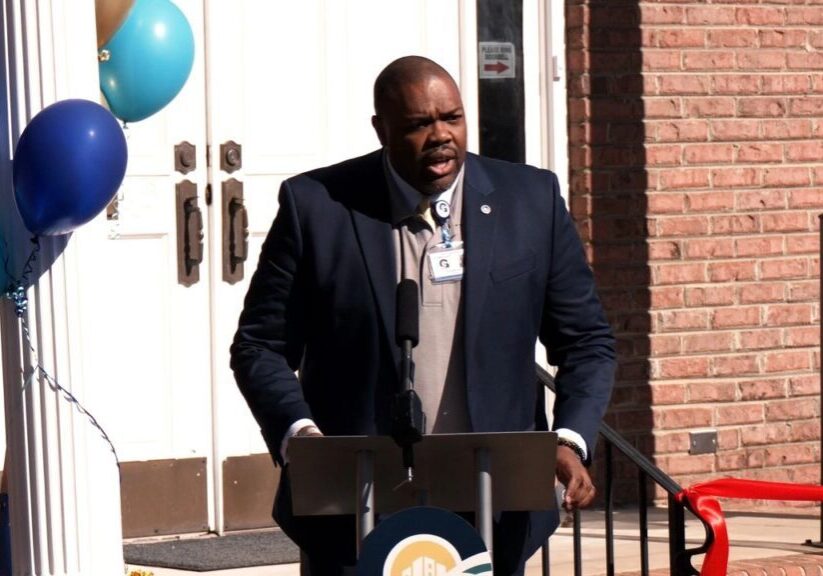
[
  {"x1": 683, "y1": 51, "x2": 735, "y2": 71},
  {"x1": 707, "y1": 29, "x2": 757, "y2": 48},
  {"x1": 712, "y1": 168, "x2": 760, "y2": 188},
  {"x1": 642, "y1": 50, "x2": 681, "y2": 72},
  {"x1": 760, "y1": 258, "x2": 809, "y2": 280},
  {"x1": 786, "y1": 141, "x2": 823, "y2": 162},
  {"x1": 760, "y1": 29, "x2": 808, "y2": 48},
  {"x1": 767, "y1": 398, "x2": 818, "y2": 421},
  {"x1": 641, "y1": 6, "x2": 685, "y2": 25},
  {"x1": 735, "y1": 236, "x2": 784, "y2": 258},
  {"x1": 653, "y1": 431, "x2": 691, "y2": 454},
  {"x1": 649, "y1": 286, "x2": 685, "y2": 308},
  {"x1": 761, "y1": 212, "x2": 810, "y2": 232},
  {"x1": 654, "y1": 215, "x2": 709, "y2": 237},
  {"x1": 740, "y1": 422, "x2": 791, "y2": 446},
  {"x1": 717, "y1": 404, "x2": 765, "y2": 425},
  {"x1": 791, "y1": 97, "x2": 823, "y2": 116},
  {"x1": 716, "y1": 450, "x2": 747, "y2": 472},
  {"x1": 789, "y1": 421, "x2": 820, "y2": 442},
  {"x1": 712, "y1": 306, "x2": 761, "y2": 329},
  {"x1": 736, "y1": 7, "x2": 786, "y2": 26},
  {"x1": 712, "y1": 75, "x2": 761, "y2": 95},
  {"x1": 735, "y1": 190, "x2": 786, "y2": 211},
  {"x1": 736, "y1": 143, "x2": 783, "y2": 164},
  {"x1": 788, "y1": 52, "x2": 823, "y2": 71},
  {"x1": 786, "y1": 234, "x2": 818, "y2": 254},
  {"x1": 788, "y1": 188, "x2": 823, "y2": 208},
  {"x1": 655, "y1": 29, "x2": 705, "y2": 48},
  {"x1": 656, "y1": 309, "x2": 709, "y2": 331},
  {"x1": 789, "y1": 374, "x2": 820, "y2": 396},
  {"x1": 650, "y1": 383, "x2": 688, "y2": 404},
  {"x1": 684, "y1": 237, "x2": 734, "y2": 259},
  {"x1": 686, "y1": 191, "x2": 735, "y2": 212},
  {"x1": 763, "y1": 167, "x2": 811, "y2": 188},
  {"x1": 738, "y1": 98, "x2": 788, "y2": 118},
  {"x1": 658, "y1": 169, "x2": 710, "y2": 190},
  {"x1": 710, "y1": 120, "x2": 761, "y2": 141},
  {"x1": 685, "y1": 6, "x2": 735, "y2": 25},
  {"x1": 712, "y1": 354, "x2": 760, "y2": 377},
  {"x1": 645, "y1": 145, "x2": 682, "y2": 167},
  {"x1": 708, "y1": 260, "x2": 757, "y2": 282},
  {"x1": 644, "y1": 97, "x2": 681, "y2": 118},
  {"x1": 738, "y1": 379, "x2": 788, "y2": 401},
  {"x1": 650, "y1": 334, "x2": 682, "y2": 356},
  {"x1": 764, "y1": 350, "x2": 812, "y2": 373},
  {"x1": 717, "y1": 429, "x2": 739, "y2": 451},
  {"x1": 656, "y1": 120, "x2": 710, "y2": 141},
  {"x1": 658, "y1": 356, "x2": 711, "y2": 378},
  {"x1": 738, "y1": 283, "x2": 785, "y2": 304},
  {"x1": 739, "y1": 329, "x2": 783, "y2": 350},
  {"x1": 762, "y1": 75, "x2": 812, "y2": 95},
  {"x1": 737, "y1": 51, "x2": 787, "y2": 70},
  {"x1": 784, "y1": 326, "x2": 819, "y2": 347},
  {"x1": 761, "y1": 119, "x2": 814, "y2": 139},
  {"x1": 788, "y1": 280, "x2": 819, "y2": 302},
  {"x1": 685, "y1": 285, "x2": 736, "y2": 307},
  {"x1": 765, "y1": 444, "x2": 815, "y2": 466},
  {"x1": 648, "y1": 240, "x2": 681, "y2": 260},
  {"x1": 682, "y1": 332, "x2": 734, "y2": 354},
  {"x1": 654, "y1": 406, "x2": 713, "y2": 429},
  {"x1": 711, "y1": 214, "x2": 759, "y2": 235},
  {"x1": 655, "y1": 262, "x2": 707, "y2": 285},
  {"x1": 683, "y1": 143, "x2": 735, "y2": 164},
  {"x1": 766, "y1": 304, "x2": 814, "y2": 326}
]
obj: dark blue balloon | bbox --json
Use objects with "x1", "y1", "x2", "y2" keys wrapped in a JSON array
[
  {"x1": 99, "y1": 0, "x2": 194, "y2": 123},
  {"x1": 13, "y1": 99, "x2": 128, "y2": 236}
]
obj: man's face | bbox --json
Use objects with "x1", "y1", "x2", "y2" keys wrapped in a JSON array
[{"x1": 372, "y1": 74, "x2": 468, "y2": 196}]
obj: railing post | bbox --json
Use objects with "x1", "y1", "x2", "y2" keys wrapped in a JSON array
[
  {"x1": 605, "y1": 441, "x2": 615, "y2": 576},
  {"x1": 668, "y1": 493, "x2": 687, "y2": 576}
]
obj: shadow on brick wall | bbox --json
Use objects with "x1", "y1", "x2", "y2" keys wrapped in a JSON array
[{"x1": 566, "y1": 0, "x2": 654, "y2": 504}]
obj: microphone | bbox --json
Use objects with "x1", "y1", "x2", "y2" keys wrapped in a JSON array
[{"x1": 391, "y1": 279, "x2": 426, "y2": 479}]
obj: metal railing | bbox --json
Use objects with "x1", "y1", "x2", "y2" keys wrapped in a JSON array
[{"x1": 537, "y1": 365, "x2": 713, "y2": 576}]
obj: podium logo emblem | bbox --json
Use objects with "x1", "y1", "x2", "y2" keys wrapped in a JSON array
[{"x1": 357, "y1": 507, "x2": 491, "y2": 576}]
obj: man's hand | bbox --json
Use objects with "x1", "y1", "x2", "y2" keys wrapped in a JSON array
[
  {"x1": 555, "y1": 445, "x2": 596, "y2": 512},
  {"x1": 294, "y1": 424, "x2": 323, "y2": 438}
]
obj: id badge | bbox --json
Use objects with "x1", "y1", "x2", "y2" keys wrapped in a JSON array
[{"x1": 428, "y1": 241, "x2": 464, "y2": 283}]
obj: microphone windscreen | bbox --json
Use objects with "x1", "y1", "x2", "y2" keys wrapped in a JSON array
[{"x1": 395, "y1": 279, "x2": 419, "y2": 346}]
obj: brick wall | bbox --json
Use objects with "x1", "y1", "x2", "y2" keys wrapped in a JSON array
[{"x1": 567, "y1": 0, "x2": 823, "y2": 504}]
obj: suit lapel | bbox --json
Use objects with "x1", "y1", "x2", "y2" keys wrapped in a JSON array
[
  {"x1": 462, "y1": 155, "x2": 497, "y2": 370},
  {"x1": 349, "y1": 166, "x2": 400, "y2": 376}
]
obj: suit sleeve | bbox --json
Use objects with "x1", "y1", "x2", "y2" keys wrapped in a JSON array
[
  {"x1": 230, "y1": 180, "x2": 312, "y2": 466},
  {"x1": 539, "y1": 172, "x2": 615, "y2": 462}
]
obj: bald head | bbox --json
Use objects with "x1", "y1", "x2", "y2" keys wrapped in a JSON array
[
  {"x1": 373, "y1": 56, "x2": 459, "y2": 117},
  {"x1": 371, "y1": 56, "x2": 467, "y2": 195}
]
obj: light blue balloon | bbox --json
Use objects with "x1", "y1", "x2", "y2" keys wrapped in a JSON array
[{"x1": 99, "y1": 0, "x2": 194, "y2": 123}]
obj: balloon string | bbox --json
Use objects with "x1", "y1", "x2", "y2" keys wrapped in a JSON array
[{"x1": 0, "y1": 236, "x2": 120, "y2": 471}]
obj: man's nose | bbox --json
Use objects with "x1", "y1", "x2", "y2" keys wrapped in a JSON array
[{"x1": 429, "y1": 120, "x2": 451, "y2": 143}]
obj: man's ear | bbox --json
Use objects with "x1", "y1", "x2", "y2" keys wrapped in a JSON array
[{"x1": 371, "y1": 115, "x2": 386, "y2": 146}]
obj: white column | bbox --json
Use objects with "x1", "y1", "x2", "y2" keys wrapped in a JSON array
[{"x1": 0, "y1": 1, "x2": 123, "y2": 575}]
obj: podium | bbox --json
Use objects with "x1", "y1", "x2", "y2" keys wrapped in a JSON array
[{"x1": 288, "y1": 431, "x2": 558, "y2": 557}]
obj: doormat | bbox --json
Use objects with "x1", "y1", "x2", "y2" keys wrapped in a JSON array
[{"x1": 123, "y1": 530, "x2": 300, "y2": 572}]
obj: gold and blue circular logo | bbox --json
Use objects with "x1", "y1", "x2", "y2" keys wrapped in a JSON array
[{"x1": 357, "y1": 507, "x2": 492, "y2": 575}]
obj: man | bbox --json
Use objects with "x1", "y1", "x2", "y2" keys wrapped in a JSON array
[{"x1": 231, "y1": 56, "x2": 615, "y2": 575}]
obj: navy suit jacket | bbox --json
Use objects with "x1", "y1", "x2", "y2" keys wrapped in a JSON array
[{"x1": 231, "y1": 150, "x2": 615, "y2": 571}]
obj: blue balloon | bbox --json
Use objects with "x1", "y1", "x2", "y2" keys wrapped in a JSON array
[
  {"x1": 99, "y1": 0, "x2": 194, "y2": 122},
  {"x1": 13, "y1": 99, "x2": 128, "y2": 236}
]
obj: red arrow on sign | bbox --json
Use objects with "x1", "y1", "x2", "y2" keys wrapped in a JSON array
[{"x1": 483, "y1": 61, "x2": 509, "y2": 74}]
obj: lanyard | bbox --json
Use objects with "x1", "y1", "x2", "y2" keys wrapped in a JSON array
[{"x1": 431, "y1": 198, "x2": 453, "y2": 247}]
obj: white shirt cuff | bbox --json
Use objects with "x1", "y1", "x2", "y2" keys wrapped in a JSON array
[
  {"x1": 555, "y1": 428, "x2": 588, "y2": 460},
  {"x1": 280, "y1": 418, "x2": 318, "y2": 464}
]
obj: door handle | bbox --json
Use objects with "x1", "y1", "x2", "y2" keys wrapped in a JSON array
[
  {"x1": 222, "y1": 178, "x2": 248, "y2": 284},
  {"x1": 176, "y1": 180, "x2": 203, "y2": 286}
]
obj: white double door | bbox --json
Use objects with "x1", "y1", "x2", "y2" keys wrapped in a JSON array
[{"x1": 72, "y1": 0, "x2": 481, "y2": 532}]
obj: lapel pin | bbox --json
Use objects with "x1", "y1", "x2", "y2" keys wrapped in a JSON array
[{"x1": 480, "y1": 204, "x2": 492, "y2": 214}]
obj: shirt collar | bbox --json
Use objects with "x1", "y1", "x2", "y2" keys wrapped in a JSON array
[{"x1": 384, "y1": 150, "x2": 463, "y2": 226}]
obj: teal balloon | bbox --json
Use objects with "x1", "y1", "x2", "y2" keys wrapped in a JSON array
[{"x1": 99, "y1": 0, "x2": 194, "y2": 122}]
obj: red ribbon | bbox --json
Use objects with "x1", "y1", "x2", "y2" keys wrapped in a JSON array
[{"x1": 676, "y1": 478, "x2": 823, "y2": 576}]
